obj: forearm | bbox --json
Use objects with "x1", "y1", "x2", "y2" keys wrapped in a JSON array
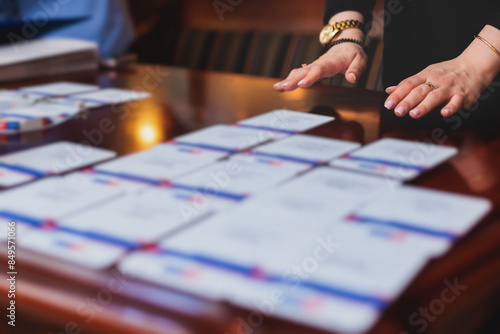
[
  {"x1": 461, "y1": 25, "x2": 500, "y2": 86},
  {"x1": 324, "y1": 0, "x2": 376, "y2": 25}
]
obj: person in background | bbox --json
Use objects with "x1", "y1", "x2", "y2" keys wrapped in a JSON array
[
  {"x1": 274, "y1": 1, "x2": 500, "y2": 120},
  {"x1": 1, "y1": 0, "x2": 134, "y2": 59}
]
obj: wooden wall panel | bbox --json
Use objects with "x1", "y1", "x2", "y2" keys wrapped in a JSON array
[{"x1": 181, "y1": 0, "x2": 325, "y2": 34}]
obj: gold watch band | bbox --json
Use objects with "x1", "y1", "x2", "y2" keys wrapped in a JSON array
[
  {"x1": 319, "y1": 20, "x2": 364, "y2": 46},
  {"x1": 330, "y1": 19, "x2": 363, "y2": 31}
]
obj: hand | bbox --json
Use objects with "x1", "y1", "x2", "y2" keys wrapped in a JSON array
[
  {"x1": 274, "y1": 42, "x2": 367, "y2": 92},
  {"x1": 384, "y1": 26, "x2": 500, "y2": 119},
  {"x1": 383, "y1": 58, "x2": 487, "y2": 118}
]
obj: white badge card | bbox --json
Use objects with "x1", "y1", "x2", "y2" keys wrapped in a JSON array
[
  {"x1": 19, "y1": 82, "x2": 100, "y2": 97},
  {"x1": 0, "y1": 90, "x2": 38, "y2": 109},
  {"x1": 18, "y1": 228, "x2": 127, "y2": 269},
  {"x1": 58, "y1": 187, "x2": 231, "y2": 246},
  {"x1": 330, "y1": 138, "x2": 458, "y2": 180},
  {"x1": 0, "y1": 102, "x2": 81, "y2": 134},
  {"x1": 173, "y1": 125, "x2": 287, "y2": 153},
  {"x1": 93, "y1": 143, "x2": 227, "y2": 183},
  {"x1": 253, "y1": 134, "x2": 360, "y2": 165},
  {"x1": 238, "y1": 109, "x2": 334, "y2": 133},
  {"x1": 0, "y1": 141, "x2": 116, "y2": 179},
  {"x1": 68, "y1": 88, "x2": 151, "y2": 108},
  {"x1": 0, "y1": 165, "x2": 37, "y2": 188},
  {"x1": 0, "y1": 174, "x2": 124, "y2": 221},
  {"x1": 172, "y1": 154, "x2": 307, "y2": 198},
  {"x1": 345, "y1": 185, "x2": 491, "y2": 242}
]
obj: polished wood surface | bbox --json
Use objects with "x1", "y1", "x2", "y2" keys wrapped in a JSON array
[{"x1": 1, "y1": 65, "x2": 500, "y2": 334}]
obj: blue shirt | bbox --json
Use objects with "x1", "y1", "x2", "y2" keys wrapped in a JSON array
[{"x1": 4, "y1": 0, "x2": 134, "y2": 58}]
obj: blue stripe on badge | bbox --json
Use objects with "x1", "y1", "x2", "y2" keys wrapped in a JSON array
[
  {"x1": 0, "y1": 211, "x2": 45, "y2": 227},
  {"x1": 0, "y1": 210, "x2": 139, "y2": 249},
  {"x1": 251, "y1": 151, "x2": 323, "y2": 166},
  {"x1": 66, "y1": 96, "x2": 108, "y2": 105},
  {"x1": 341, "y1": 155, "x2": 427, "y2": 172},
  {"x1": 17, "y1": 90, "x2": 60, "y2": 97},
  {"x1": 90, "y1": 169, "x2": 167, "y2": 186},
  {"x1": 0, "y1": 162, "x2": 48, "y2": 178},
  {"x1": 347, "y1": 214, "x2": 457, "y2": 241},
  {"x1": 169, "y1": 183, "x2": 247, "y2": 201},
  {"x1": 58, "y1": 226, "x2": 139, "y2": 250},
  {"x1": 0, "y1": 113, "x2": 36, "y2": 120},
  {"x1": 235, "y1": 123, "x2": 297, "y2": 134},
  {"x1": 172, "y1": 141, "x2": 238, "y2": 153},
  {"x1": 157, "y1": 248, "x2": 388, "y2": 310}
]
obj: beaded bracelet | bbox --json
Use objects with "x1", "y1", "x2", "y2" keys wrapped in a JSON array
[{"x1": 325, "y1": 38, "x2": 366, "y2": 52}]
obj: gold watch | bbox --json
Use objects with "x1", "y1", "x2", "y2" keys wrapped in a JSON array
[{"x1": 319, "y1": 20, "x2": 363, "y2": 46}]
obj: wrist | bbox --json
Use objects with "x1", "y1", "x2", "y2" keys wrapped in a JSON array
[
  {"x1": 322, "y1": 12, "x2": 365, "y2": 46},
  {"x1": 463, "y1": 26, "x2": 500, "y2": 83},
  {"x1": 460, "y1": 42, "x2": 500, "y2": 87},
  {"x1": 335, "y1": 27, "x2": 365, "y2": 41}
]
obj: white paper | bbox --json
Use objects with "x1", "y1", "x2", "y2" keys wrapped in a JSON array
[
  {"x1": 253, "y1": 134, "x2": 360, "y2": 164},
  {"x1": 0, "y1": 166, "x2": 35, "y2": 188},
  {"x1": 238, "y1": 109, "x2": 334, "y2": 132},
  {"x1": 173, "y1": 125, "x2": 287, "y2": 153},
  {"x1": 330, "y1": 138, "x2": 458, "y2": 180},
  {"x1": 18, "y1": 228, "x2": 126, "y2": 269},
  {"x1": 0, "y1": 173, "x2": 124, "y2": 220},
  {"x1": 348, "y1": 185, "x2": 492, "y2": 239},
  {"x1": 0, "y1": 141, "x2": 116, "y2": 179},
  {"x1": 59, "y1": 187, "x2": 236, "y2": 245},
  {"x1": 68, "y1": 88, "x2": 151, "y2": 108},
  {"x1": 19, "y1": 81, "x2": 99, "y2": 96},
  {"x1": 172, "y1": 154, "x2": 308, "y2": 198},
  {"x1": 94, "y1": 143, "x2": 227, "y2": 183}
]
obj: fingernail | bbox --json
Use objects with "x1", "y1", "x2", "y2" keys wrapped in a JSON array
[
  {"x1": 395, "y1": 106, "x2": 406, "y2": 116},
  {"x1": 442, "y1": 108, "x2": 451, "y2": 117},
  {"x1": 273, "y1": 83, "x2": 281, "y2": 88},
  {"x1": 385, "y1": 86, "x2": 396, "y2": 92},
  {"x1": 410, "y1": 109, "x2": 421, "y2": 117},
  {"x1": 384, "y1": 100, "x2": 395, "y2": 109},
  {"x1": 282, "y1": 82, "x2": 290, "y2": 88},
  {"x1": 298, "y1": 79, "x2": 305, "y2": 86},
  {"x1": 349, "y1": 73, "x2": 357, "y2": 81}
]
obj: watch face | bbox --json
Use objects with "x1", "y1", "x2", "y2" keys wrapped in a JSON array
[{"x1": 319, "y1": 25, "x2": 334, "y2": 45}]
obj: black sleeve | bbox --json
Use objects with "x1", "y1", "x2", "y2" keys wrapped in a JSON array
[
  {"x1": 324, "y1": 0, "x2": 377, "y2": 25},
  {"x1": 487, "y1": 8, "x2": 500, "y2": 31}
]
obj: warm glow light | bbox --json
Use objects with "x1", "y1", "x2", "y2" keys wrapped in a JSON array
[{"x1": 138, "y1": 124, "x2": 160, "y2": 146}]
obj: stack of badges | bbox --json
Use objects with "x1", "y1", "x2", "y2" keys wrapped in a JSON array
[
  {"x1": 0, "y1": 82, "x2": 151, "y2": 134},
  {"x1": 0, "y1": 101, "x2": 82, "y2": 134}
]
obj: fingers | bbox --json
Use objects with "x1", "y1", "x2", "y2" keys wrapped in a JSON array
[
  {"x1": 393, "y1": 83, "x2": 436, "y2": 117},
  {"x1": 298, "y1": 65, "x2": 326, "y2": 88},
  {"x1": 274, "y1": 59, "x2": 341, "y2": 91},
  {"x1": 384, "y1": 76, "x2": 426, "y2": 110},
  {"x1": 274, "y1": 67, "x2": 309, "y2": 91},
  {"x1": 384, "y1": 82, "x2": 464, "y2": 119},
  {"x1": 385, "y1": 86, "x2": 397, "y2": 94},
  {"x1": 408, "y1": 89, "x2": 450, "y2": 118},
  {"x1": 275, "y1": 45, "x2": 366, "y2": 92},
  {"x1": 345, "y1": 53, "x2": 367, "y2": 84},
  {"x1": 441, "y1": 94, "x2": 464, "y2": 117}
]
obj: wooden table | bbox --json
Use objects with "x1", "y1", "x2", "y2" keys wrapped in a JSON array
[{"x1": 1, "y1": 65, "x2": 499, "y2": 334}]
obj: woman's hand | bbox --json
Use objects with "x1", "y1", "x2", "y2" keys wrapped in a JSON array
[
  {"x1": 274, "y1": 10, "x2": 367, "y2": 92},
  {"x1": 384, "y1": 25, "x2": 500, "y2": 119},
  {"x1": 384, "y1": 58, "x2": 486, "y2": 118},
  {"x1": 273, "y1": 42, "x2": 368, "y2": 91}
]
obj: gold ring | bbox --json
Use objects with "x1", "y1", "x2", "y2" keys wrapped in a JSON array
[
  {"x1": 425, "y1": 81, "x2": 435, "y2": 90},
  {"x1": 301, "y1": 63, "x2": 307, "y2": 68}
]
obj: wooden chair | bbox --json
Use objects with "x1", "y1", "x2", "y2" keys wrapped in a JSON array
[{"x1": 128, "y1": 0, "x2": 384, "y2": 90}]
